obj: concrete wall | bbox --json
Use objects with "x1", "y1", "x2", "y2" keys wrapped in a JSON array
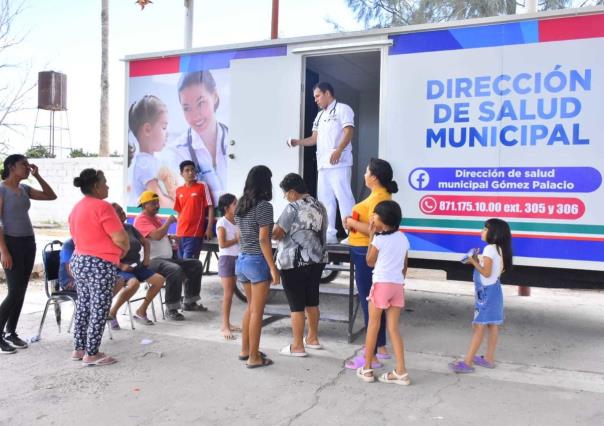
[{"x1": 27, "y1": 157, "x2": 124, "y2": 225}]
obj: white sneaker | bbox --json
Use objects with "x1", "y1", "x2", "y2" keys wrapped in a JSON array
[{"x1": 326, "y1": 236, "x2": 339, "y2": 244}]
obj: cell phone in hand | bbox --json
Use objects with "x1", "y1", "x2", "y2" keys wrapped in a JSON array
[
  {"x1": 350, "y1": 211, "x2": 359, "y2": 233},
  {"x1": 460, "y1": 248, "x2": 480, "y2": 264}
]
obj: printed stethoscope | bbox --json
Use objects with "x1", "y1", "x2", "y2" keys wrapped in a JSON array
[
  {"x1": 186, "y1": 122, "x2": 228, "y2": 174},
  {"x1": 186, "y1": 123, "x2": 227, "y2": 156}
]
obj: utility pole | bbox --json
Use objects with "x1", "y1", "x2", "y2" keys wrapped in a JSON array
[
  {"x1": 526, "y1": 0, "x2": 538, "y2": 13},
  {"x1": 100, "y1": 0, "x2": 109, "y2": 157},
  {"x1": 184, "y1": 0, "x2": 194, "y2": 49},
  {"x1": 271, "y1": 0, "x2": 279, "y2": 39}
]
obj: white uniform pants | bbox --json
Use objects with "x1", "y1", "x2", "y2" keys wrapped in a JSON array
[{"x1": 317, "y1": 167, "x2": 355, "y2": 241}]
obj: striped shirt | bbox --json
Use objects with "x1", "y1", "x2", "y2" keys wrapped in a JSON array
[{"x1": 235, "y1": 200, "x2": 273, "y2": 255}]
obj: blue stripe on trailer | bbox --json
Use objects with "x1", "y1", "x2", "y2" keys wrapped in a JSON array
[
  {"x1": 180, "y1": 45, "x2": 287, "y2": 72},
  {"x1": 389, "y1": 21, "x2": 538, "y2": 55}
]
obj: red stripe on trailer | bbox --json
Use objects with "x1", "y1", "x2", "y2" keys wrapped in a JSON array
[
  {"x1": 129, "y1": 57, "x2": 180, "y2": 77},
  {"x1": 539, "y1": 14, "x2": 604, "y2": 42}
]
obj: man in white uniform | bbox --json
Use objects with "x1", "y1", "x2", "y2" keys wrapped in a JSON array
[{"x1": 289, "y1": 82, "x2": 355, "y2": 244}]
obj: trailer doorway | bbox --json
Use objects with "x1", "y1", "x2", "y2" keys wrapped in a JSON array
[{"x1": 303, "y1": 51, "x2": 381, "y2": 237}]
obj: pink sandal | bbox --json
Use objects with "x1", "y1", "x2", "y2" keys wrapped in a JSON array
[{"x1": 82, "y1": 353, "x2": 118, "y2": 367}]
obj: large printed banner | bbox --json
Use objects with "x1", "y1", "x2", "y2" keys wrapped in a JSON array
[
  {"x1": 386, "y1": 14, "x2": 604, "y2": 268},
  {"x1": 126, "y1": 46, "x2": 286, "y2": 213}
]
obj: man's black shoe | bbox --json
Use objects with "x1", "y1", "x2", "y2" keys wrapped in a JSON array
[{"x1": 182, "y1": 302, "x2": 208, "y2": 312}]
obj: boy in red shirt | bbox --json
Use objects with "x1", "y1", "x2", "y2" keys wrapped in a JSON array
[{"x1": 174, "y1": 160, "x2": 215, "y2": 259}]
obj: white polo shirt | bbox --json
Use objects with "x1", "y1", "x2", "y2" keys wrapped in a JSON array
[{"x1": 312, "y1": 99, "x2": 354, "y2": 170}]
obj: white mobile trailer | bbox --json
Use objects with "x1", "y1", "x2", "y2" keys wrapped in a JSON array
[{"x1": 124, "y1": 7, "x2": 604, "y2": 288}]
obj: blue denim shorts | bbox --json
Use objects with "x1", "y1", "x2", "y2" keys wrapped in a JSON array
[
  {"x1": 118, "y1": 265, "x2": 155, "y2": 283},
  {"x1": 235, "y1": 253, "x2": 271, "y2": 284}
]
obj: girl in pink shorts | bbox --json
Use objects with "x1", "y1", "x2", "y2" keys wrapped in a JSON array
[{"x1": 356, "y1": 200, "x2": 411, "y2": 385}]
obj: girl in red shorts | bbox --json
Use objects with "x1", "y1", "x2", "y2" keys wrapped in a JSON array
[{"x1": 356, "y1": 200, "x2": 411, "y2": 385}]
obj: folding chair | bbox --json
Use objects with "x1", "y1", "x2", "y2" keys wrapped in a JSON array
[
  {"x1": 121, "y1": 282, "x2": 159, "y2": 330},
  {"x1": 36, "y1": 240, "x2": 113, "y2": 340}
]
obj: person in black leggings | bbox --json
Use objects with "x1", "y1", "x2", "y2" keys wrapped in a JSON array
[{"x1": 0, "y1": 154, "x2": 56, "y2": 354}]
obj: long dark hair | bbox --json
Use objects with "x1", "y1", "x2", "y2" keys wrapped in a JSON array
[
  {"x1": 484, "y1": 218, "x2": 513, "y2": 272},
  {"x1": 2, "y1": 154, "x2": 26, "y2": 179},
  {"x1": 235, "y1": 165, "x2": 272, "y2": 217},
  {"x1": 368, "y1": 158, "x2": 398, "y2": 194}
]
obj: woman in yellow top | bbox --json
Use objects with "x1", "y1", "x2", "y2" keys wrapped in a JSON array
[{"x1": 344, "y1": 158, "x2": 399, "y2": 369}]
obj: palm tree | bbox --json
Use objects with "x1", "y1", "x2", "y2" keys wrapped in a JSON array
[{"x1": 99, "y1": 0, "x2": 109, "y2": 157}]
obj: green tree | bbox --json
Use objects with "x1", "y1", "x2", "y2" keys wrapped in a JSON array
[
  {"x1": 26, "y1": 145, "x2": 54, "y2": 159},
  {"x1": 69, "y1": 148, "x2": 99, "y2": 158},
  {"x1": 344, "y1": 0, "x2": 593, "y2": 28}
]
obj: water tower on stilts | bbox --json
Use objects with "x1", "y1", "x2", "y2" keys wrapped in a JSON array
[{"x1": 31, "y1": 71, "x2": 71, "y2": 157}]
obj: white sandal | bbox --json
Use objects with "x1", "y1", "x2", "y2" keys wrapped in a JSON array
[
  {"x1": 279, "y1": 344, "x2": 308, "y2": 357},
  {"x1": 356, "y1": 367, "x2": 375, "y2": 382},
  {"x1": 378, "y1": 370, "x2": 411, "y2": 386}
]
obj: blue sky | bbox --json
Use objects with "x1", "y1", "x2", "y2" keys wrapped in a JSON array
[{"x1": 5, "y1": 0, "x2": 363, "y2": 156}]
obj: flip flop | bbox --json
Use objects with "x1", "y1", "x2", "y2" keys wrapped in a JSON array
[
  {"x1": 82, "y1": 355, "x2": 118, "y2": 367},
  {"x1": 303, "y1": 337, "x2": 323, "y2": 350},
  {"x1": 70, "y1": 351, "x2": 84, "y2": 361},
  {"x1": 238, "y1": 351, "x2": 267, "y2": 361},
  {"x1": 345, "y1": 355, "x2": 382, "y2": 370},
  {"x1": 448, "y1": 360, "x2": 475, "y2": 374},
  {"x1": 109, "y1": 318, "x2": 120, "y2": 330},
  {"x1": 378, "y1": 370, "x2": 411, "y2": 386},
  {"x1": 473, "y1": 355, "x2": 495, "y2": 369},
  {"x1": 246, "y1": 357, "x2": 274, "y2": 369},
  {"x1": 133, "y1": 314, "x2": 154, "y2": 326},
  {"x1": 279, "y1": 344, "x2": 308, "y2": 357}
]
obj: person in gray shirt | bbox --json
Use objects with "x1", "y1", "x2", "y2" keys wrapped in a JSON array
[
  {"x1": 0, "y1": 154, "x2": 56, "y2": 354},
  {"x1": 273, "y1": 173, "x2": 327, "y2": 358}
]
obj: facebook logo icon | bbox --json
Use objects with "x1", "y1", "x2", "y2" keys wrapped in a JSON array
[{"x1": 409, "y1": 169, "x2": 430, "y2": 190}]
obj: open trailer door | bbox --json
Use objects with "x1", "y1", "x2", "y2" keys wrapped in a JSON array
[{"x1": 228, "y1": 47, "x2": 302, "y2": 214}]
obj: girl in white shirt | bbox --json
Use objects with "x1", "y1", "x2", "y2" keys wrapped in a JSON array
[
  {"x1": 128, "y1": 95, "x2": 176, "y2": 208},
  {"x1": 449, "y1": 218, "x2": 513, "y2": 374},
  {"x1": 216, "y1": 193, "x2": 241, "y2": 340},
  {"x1": 356, "y1": 200, "x2": 411, "y2": 386}
]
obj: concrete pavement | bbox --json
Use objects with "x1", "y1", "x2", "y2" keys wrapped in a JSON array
[{"x1": 1, "y1": 263, "x2": 603, "y2": 425}]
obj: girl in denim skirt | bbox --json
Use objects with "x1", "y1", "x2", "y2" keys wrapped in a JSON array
[{"x1": 449, "y1": 218, "x2": 513, "y2": 373}]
